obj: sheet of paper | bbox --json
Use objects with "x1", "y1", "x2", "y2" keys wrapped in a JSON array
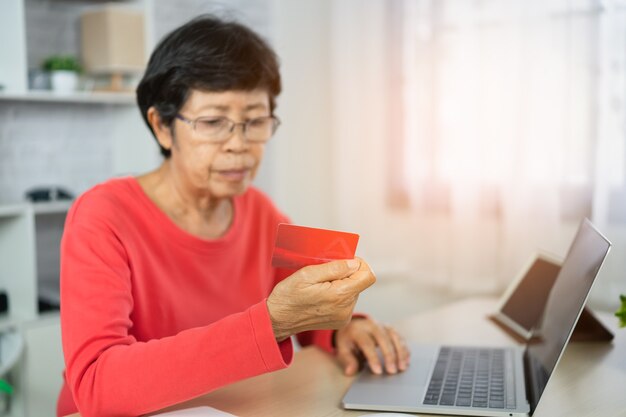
[{"x1": 157, "y1": 406, "x2": 237, "y2": 417}]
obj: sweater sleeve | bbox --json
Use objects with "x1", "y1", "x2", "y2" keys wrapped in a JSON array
[{"x1": 60, "y1": 208, "x2": 293, "y2": 417}]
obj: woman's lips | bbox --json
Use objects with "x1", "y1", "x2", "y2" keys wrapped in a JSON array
[{"x1": 215, "y1": 168, "x2": 250, "y2": 182}]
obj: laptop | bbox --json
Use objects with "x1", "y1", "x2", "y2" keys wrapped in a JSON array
[{"x1": 342, "y1": 218, "x2": 611, "y2": 416}]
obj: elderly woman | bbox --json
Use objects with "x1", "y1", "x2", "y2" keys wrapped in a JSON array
[{"x1": 57, "y1": 15, "x2": 410, "y2": 417}]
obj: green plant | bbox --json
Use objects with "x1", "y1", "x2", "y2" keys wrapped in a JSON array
[
  {"x1": 0, "y1": 379, "x2": 13, "y2": 395},
  {"x1": 616, "y1": 294, "x2": 626, "y2": 328},
  {"x1": 42, "y1": 55, "x2": 82, "y2": 73}
]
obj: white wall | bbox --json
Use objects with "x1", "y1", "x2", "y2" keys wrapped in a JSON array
[{"x1": 269, "y1": 0, "x2": 335, "y2": 228}]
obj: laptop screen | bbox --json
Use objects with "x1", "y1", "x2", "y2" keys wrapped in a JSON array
[{"x1": 524, "y1": 219, "x2": 611, "y2": 413}]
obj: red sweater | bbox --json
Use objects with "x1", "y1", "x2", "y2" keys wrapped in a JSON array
[{"x1": 58, "y1": 178, "x2": 334, "y2": 417}]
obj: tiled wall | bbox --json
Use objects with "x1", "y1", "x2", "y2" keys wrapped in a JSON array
[
  {"x1": 0, "y1": 102, "x2": 113, "y2": 203},
  {"x1": 24, "y1": 0, "x2": 100, "y2": 70},
  {"x1": 151, "y1": 0, "x2": 274, "y2": 45}
]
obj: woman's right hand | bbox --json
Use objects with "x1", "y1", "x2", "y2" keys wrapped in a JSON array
[{"x1": 266, "y1": 258, "x2": 376, "y2": 341}]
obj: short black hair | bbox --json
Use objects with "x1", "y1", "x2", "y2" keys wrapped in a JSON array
[{"x1": 136, "y1": 15, "x2": 282, "y2": 158}]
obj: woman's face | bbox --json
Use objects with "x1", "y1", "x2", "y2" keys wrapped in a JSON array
[{"x1": 163, "y1": 89, "x2": 271, "y2": 199}]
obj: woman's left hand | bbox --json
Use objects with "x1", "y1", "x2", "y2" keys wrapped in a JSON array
[{"x1": 335, "y1": 318, "x2": 411, "y2": 376}]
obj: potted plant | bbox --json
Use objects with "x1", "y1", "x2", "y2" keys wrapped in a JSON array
[{"x1": 42, "y1": 55, "x2": 82, "y2": 94}]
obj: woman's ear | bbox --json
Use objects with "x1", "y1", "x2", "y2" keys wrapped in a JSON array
[{"x1": 147, "y1": 107, "x2": 173, "y2": 152}]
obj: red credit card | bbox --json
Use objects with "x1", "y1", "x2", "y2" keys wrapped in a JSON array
[{"x1": 271, "y1": 223, "x2": 360, "y2": 270}]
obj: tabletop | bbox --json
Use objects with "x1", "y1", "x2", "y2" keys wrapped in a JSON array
[{"x1": 69, "y1": 297, "x2": 626, "y2": 417}]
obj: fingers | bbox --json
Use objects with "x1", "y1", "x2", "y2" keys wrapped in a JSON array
[
  {"x1": 336, "y1": 341, "x2": 360, "y2": 376},
  {"x1": 371, "y1": 324, "x2": 399, "y2": 374},
  {"x1": 298, "y1": 258, "x2": 375, "y2": 295},
  {"x1": 354, "y1": 256, "x2": 372, "y2": 272},
  {"x1": 349, "y1": 257, "x2": 377, "y2": 291},
  {"x1": 341, "y1": 320, "x2": 411, "y2": 376},
  {"x1": 333, "y1": 258, "x2": 376, "y2": 293},
  {"x1": 361, "y1": 323, "x2": 410, "y2": 375},
  {"x1": 335, "y1": 270, "x2": 376, "y2": 293},
  {"x1": 387, "y1": 325, "x2": 411, "y2": 371},
  {"x1": 299, "y1": 259, "x2": 361, "y2": 284},
  {"x1": 353, "y1": 332, "x2": 383, "y2": 375}
]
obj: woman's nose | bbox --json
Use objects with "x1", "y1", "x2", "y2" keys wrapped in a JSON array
[{"x1": 222, "y1": 123, "x2": 249, "y2": 151}]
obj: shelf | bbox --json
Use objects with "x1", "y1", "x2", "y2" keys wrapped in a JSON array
[
  {"x1": 0, "y1": 90, "x2": 136, "y2": 105},
  {"x1": 31, "y1": 200, "x2": 73, "y2": 215},
  {"x1": 0, "y1": 201, "x2": 72, "y2": 218},
  {"x1": 0, "y1": 204, "x2": 27, "y2": 218}
]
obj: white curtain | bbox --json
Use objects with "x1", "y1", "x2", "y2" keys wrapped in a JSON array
[{"x1": 330, "y1": 0, "x2": 625, "y2": 308}]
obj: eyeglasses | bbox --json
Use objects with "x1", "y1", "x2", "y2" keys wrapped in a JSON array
[{"x1": 175, "y1": 114, "x2": 280, "y2": 143}]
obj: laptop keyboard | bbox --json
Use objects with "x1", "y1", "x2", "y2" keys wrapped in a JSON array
[{"x1": 423, "y1": 347, "x2": 516, "y2": 409}]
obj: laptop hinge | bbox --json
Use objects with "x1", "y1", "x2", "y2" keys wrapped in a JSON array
[{"x1": 523, "y1": 349, "x2": 540, "y2": 414}]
